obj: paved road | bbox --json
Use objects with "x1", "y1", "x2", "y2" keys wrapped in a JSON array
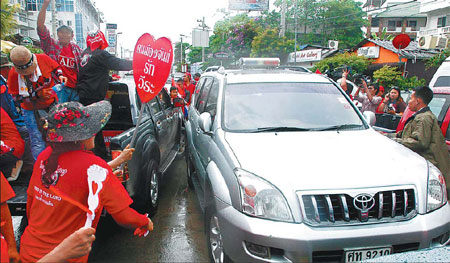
[{"x1": 13, "y1": 157, "x2": 209, "y2": 262}]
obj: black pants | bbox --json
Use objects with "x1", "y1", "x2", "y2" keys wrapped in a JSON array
[{"x1": 79, "y1": 98, "x2": 109, "y2": 160}]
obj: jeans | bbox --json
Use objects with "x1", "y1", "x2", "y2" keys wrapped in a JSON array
[
  {"x1": 23, "y1": 109, "x2": 46, "y2": 160},
  {"x1": 53, "y1": 84, "x2": 79, "y2": 103}
]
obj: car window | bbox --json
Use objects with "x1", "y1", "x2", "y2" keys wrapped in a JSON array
[
  {"x1": 146, "y1": 97, "x2": 162, "y2": 115},
  {"x1": 196, "y1": 78, "x2": 213, "y2": 112},
  {"x1": 193, "y1": 77, "x2": 206, "y2": 105},
  {"x1": 223, "y1": 82, "x2": 363, "y2": 131},
  {"x1": 434, "y1": 76, "x2": 450, "y2": 87},
  {"x1": 204, "y1": 79, "x2": 220, "y2": 118},
  {"x1": 158, "y1": 88, "x2": 172, "y2": 109}
]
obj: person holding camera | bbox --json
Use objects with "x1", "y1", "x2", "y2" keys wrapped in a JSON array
[
  {"x1": 354, "y1": 78, "x2": 382, "y2": 114},
  {"x1": 377, "y1": 86, "x2": 406, "y2": 115}
]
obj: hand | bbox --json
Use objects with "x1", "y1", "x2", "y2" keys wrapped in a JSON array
[
  {"x1": 113, "y1": 169, "x2": 123, "y2": 177},
  {"x1": 384, "y1": 94, "x2": 389, "y2": 102},
  {"x1": 8, "y1": 247, "x2": 20, "y2": 263},
  {"x1": 117, "y1": 144, "x2": 135, "y2": 163},
  {"x1": 43, "y1": 0, "x2": 50, "y2": 4},
  {"x1": 39, "y1": 227, "x2": 96, "y2": 262},
  {"x1": 134, "y1": 216, "x2": 153, "y2": 237},
  {"x1": 342, "y1": 69, "x2": 349, "y2": 78},
  {"x1": 59, "y1": 76, "x2": 68, "y2": 85}
]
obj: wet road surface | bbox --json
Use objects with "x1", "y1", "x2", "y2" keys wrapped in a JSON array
[{"x1": 13, "y1": 157, "x2": 209, "y2": 262}]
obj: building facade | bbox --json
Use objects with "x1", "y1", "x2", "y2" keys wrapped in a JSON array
[
  {"x1": 8, "y1": 0, "x2": 103, "y2": 49},
  {"x1": 417, "y1": 0, "x2": 450, "y2": 49}
]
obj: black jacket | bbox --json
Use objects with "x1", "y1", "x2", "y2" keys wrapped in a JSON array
[{"x1": 76, "y1": 49, "x2": 132, "y2": 103}]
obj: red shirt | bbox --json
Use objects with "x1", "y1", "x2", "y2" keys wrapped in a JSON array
[
  {"x1": 1, "y1": 108, "x2": 24, "y2": 159},
  {"x1": 20, "y1": 148, "x2": 133, "y2": 263},
  {"x1": 183, "y1": 83, "x2": 195, "y2": 105},
  {"x1": 7, "y1": 54, "x2": 59, "y2": 110},
  {"x1": 58, "y1": 45, "x2": 78, "y2": 88},
  {"x1": 1, "y1": 173, "x2": 15, "y2": 263}
]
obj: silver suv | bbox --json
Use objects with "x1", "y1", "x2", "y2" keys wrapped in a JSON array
[{"x1": 185, "y1": 58, "x2": 450, "y2": 263}]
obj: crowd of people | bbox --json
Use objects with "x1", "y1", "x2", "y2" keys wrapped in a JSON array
[{"x1": 0, "y1": 1, "x2": 157, "y2": 262}]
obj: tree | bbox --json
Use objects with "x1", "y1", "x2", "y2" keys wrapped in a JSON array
[
  {"x1": 373, "y1": 66, "x2": 402, "y2": 88},
  {"x1": 274, "y1": 0, "x2": 366, "y2": 48},
  {"x1": 312, "y1": 52, "x2": 370, "y2": 75},
  {"x1": 250, "y1": 27, "x2": 294, "y2": 62},
  {"x1": 173, "y1": 41, "x2": 191, "y2": 72},
  {"x1": 426, "y1": 49, "x2": 450, "y2": 69},
  {"x1": 1, "y1": 1, "x2": 19, "y2": 37},
  {"x1": 371, "y1": 28, "x2": 394, "y2": 41}
]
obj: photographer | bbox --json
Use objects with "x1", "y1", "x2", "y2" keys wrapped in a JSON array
[{"x1": 354, "y1": 78, "x2": 382, "y2": 114}]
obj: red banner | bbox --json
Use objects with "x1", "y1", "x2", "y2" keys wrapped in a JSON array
[{"x1": 133, "y1": 33, "x2": 173, "y2": 103}]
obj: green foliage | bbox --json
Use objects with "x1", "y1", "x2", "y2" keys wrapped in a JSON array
[
  {"x1": 426, "y1": 49, "x2": 450, "y2": 69},
  {"x1": 373, "y1": 66, "x2": 402, "y2": 88},
  {"x1": 371, "y1": 28, "x2": 394, "y2": 41},
  {"x1": 1, "y1": 1, "x2": 19, "y2": 37},
  {"x1": 312, "y1": 53, "x2": 370, "y2": 74},
  {"x1": 250, "y1": 27, "x2": 294, "y2": 61},
  {"x1": 396, "y1": 76, "x2": 426, "y2": 90},
  {"x1": 26, "y1": 45, "x2": 43, "y2": 54},
  {"x1": 274, "y1": 0, "x2": 366, "y2": 48}
]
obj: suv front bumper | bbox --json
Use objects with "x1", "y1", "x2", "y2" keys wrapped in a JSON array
[{"x1": 216, "y1": 199, "x2": 450, "y2": 262}]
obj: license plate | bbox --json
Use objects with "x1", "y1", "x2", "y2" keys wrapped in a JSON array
[{"x1": 344, "y1": 247, "x2": 392, "y2": 262}]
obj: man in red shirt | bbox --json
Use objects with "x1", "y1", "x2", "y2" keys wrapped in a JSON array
[
  {"x1": 37, "y1": 0, "x2": 82, "y2": 103},
  {"x1": 7, "y1": 46, "x2": 67, "y2": 160},
  {"x1": 183, "y1": 72, "x2": 195, "y2": 105}
]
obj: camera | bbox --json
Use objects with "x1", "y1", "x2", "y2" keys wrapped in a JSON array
[{"x1": 353, "y1": 74, "x2": 366, "y2": 87}]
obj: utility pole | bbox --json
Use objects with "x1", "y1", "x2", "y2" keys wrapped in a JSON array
[
  {"x1": 280, "y1": 0, "x2": 286, "y2": 37},
  {"x1": 180, "y1": 34, "x2": 187, "y2": 72},
  {"x1": 294, "y1": 0, "x2": 298, "y2": 65},
  {"x1": 51, "y1": 0, "x2": 57, "y2": 37}
]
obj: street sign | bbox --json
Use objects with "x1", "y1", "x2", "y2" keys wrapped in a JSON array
[
  {"x1": 214, "y1": 52, "x2": 230, "y2": 59},
  {"x1": 192, "y1": 30, "x2": 209, "y2": 47},
  {"x1": 106, "y1": 23, "x2": 117, "y2": 30}
]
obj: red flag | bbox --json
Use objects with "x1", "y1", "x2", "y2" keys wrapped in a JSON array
[{"x1": 315, "y1": 69, "x2": 322, "y2": 74}]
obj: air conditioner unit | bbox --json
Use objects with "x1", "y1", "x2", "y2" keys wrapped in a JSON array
[
  {"x1": 436, "y1": 37, "x2": 448, "y2": 49},
  {"x1": 328, "y1": 40, "x2": 339, "y2": 49},
  {"x1": 418, "y1": 35, "x2": 438, "y2": 49}
]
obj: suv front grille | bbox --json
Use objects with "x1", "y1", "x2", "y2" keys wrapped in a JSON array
[{"x1": 298, "y1": 189, "x2": 417, "y2": 226}]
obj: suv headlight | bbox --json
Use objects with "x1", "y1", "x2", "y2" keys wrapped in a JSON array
[
  {"x1": 426, "y1": 162, "x2": 447, "y2": 213},
  {"x1": 234, "y1": 168, "x2": 293, "y2": 222}
]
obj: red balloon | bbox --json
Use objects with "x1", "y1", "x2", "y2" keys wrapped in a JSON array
[{"x1": 133, "y1": 33, "x2": 173, "y2": 103}]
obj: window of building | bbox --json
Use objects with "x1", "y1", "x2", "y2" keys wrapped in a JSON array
[
  {"x1": 75, "y1": 13, "x2": 84, "y2": 49},
  {"x1": 407, "y1": 20, "x2": 417, "y2": 30},
  {"x1": 388, "y1": 20, "x2": 396, "y2": 31},
  {"x1": 27, "y1": 0, "x2": 51, "y2": 11},
  {"x1": 438, "y1": 17, "x2": 447, "y2": 28},
  {"x1": 67, "y1": 20, "x2": 72, "y2": 26},
  {"x1": 56, "y1": 0, "x2": 74, "y2": 12},
  {"x1": 396, "y1": 21, "x2": 402, "y2": 27},
  {"x1": 371, "y1": 18, "x2": 379, "y2": 27},
  {"x1": 58, "y1": 20, "x2": 63, "y2": 27}
]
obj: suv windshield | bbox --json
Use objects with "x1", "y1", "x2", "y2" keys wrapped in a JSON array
[{"x1": 223, "y1": 82, "x2": 364, "y2": 132}]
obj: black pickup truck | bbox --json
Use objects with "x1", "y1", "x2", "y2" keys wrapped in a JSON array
[{"x1": 8, "y1": 75, "x2": 184, "y2": 218}]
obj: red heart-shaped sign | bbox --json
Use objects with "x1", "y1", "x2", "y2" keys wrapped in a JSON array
[{"x1": 133, "y1": 33, "x2": 173, "y2": 103}]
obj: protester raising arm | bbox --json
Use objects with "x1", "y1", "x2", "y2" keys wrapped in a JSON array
[{"x1": 37, "y1": 0, "x2": 50, "y2": 34}]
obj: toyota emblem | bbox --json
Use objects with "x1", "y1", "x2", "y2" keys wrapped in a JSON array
[{"x1": 353, "y1": 193, "x2": 375, "y2": 213}]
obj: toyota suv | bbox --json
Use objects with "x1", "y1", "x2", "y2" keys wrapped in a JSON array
[{"x1": 185, "y1": 58, "x2": 450, "y2": 263}]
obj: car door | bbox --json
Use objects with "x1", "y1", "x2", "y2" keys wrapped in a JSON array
[
  {"x1": 146, "y1": 97, "x2": 171, "y2": 162},
  {"x1": 158, "y1": 88, "x2": 179, "y2": 154},
  {"x1": 189, "y1": 77, "x2": 213, "y2": 186},
  {"x1": 194, "y1": 77, "x2": 220, "y2": 187}
]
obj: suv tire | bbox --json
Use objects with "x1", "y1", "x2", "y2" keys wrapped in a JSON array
[
  {"x1": 206, "y1": 206, "x2": 232, "y2": 263},
  {"x1": 145, "y1": 159, "x2": 160, "y2": 216}
]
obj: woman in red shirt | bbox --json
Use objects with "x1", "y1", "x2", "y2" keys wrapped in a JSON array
[{"x1": 20, "y1": 101, "x2": 153, "y2": 262}]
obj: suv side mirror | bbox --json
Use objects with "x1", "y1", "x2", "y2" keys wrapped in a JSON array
[
  {"x1": 363, "y1": 111, "x2": 376, "y2": 126},
  {"x1": 199, "y1": 112, "x2": 212, "y2": 133}
]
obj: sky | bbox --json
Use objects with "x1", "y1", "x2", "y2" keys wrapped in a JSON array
[{"x1": 93, "y1": 0, "x2": 277, "y2": 53}]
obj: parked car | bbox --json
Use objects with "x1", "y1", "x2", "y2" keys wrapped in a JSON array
[
  {"x1": 110, "y1": 77, "x2": 184, "y2": 216},
  {"x1": 396, "y1": 87, "x2": 450, "y2": 151},
  {"x1": 8, "y1": 76, "x2": 184, "y2": 218},
  {"x1": 429, "y1": 57, "x2": 450, "y2": 89},
  {"x1": 185, "y1": 58, "x2": 450, "y2": 263}
]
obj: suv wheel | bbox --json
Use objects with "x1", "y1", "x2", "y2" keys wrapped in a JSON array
[
  {"x1": 146, "y1": 160, "x2": 160, "y2": 216},
  {"x1": 206, "y1": 206, "x2": 231, "y2": 263}
]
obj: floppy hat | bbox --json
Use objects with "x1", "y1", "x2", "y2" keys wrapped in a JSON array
[{"x1": 46, "y1": 100, "x2": 111, "y2": 142}]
